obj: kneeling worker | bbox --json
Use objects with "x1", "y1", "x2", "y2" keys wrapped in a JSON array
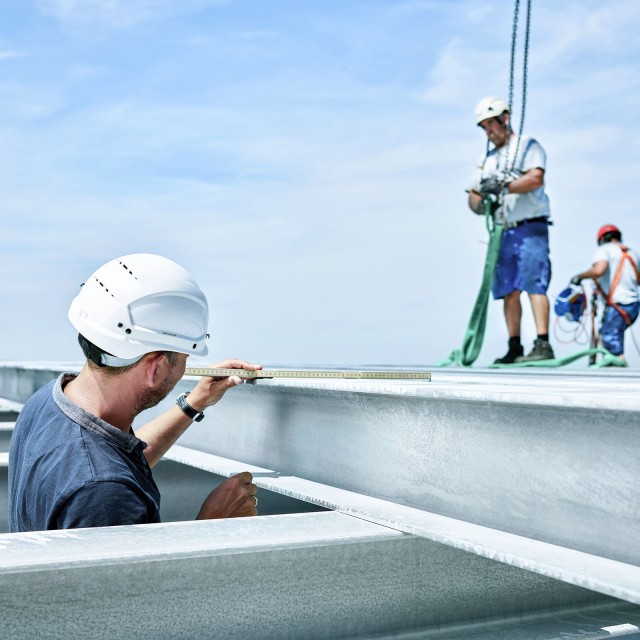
[
  {"x1": 468, "y1": 96, "x2": 555, "y2": 364},
  {"x1": 570, "y1": 225, "x2": 640, "y2": 365},
  {"x1": 9, "y1": 253, "x2": 261, "y2": 531}
]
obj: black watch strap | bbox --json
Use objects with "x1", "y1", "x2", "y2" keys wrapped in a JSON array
[{"x1": 176, "y1": 392, "x2": 205, "y2": 422}]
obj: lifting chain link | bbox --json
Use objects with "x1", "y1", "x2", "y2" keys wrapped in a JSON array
[{"x1": 503, "y1": 0, "x2": 532, "y2": 177}]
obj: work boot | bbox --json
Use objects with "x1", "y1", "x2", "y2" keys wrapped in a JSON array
[
  {"x1": 493, "y1": 345, "x2": 524, "y2": 364},
  {"x1": 515, "y1": 339, "x2": 555, "y2": 363}
]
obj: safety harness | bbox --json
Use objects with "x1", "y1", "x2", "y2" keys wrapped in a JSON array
[{"x1": 594, "y1": 244, "x2": 640, "y2": 326}]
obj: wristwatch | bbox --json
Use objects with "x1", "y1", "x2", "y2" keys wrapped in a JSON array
[{"x1": 176, "y1": 392, "x2": 205, "y2": 422}]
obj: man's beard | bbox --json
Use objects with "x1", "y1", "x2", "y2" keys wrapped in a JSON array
[{"x1": 132, "y1": 373, "x2": 180, "y2": 417}]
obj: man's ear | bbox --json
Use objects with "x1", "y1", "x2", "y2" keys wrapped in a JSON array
[{"x1": 141, "y1": 352, "x2": 167, "y2": 387}]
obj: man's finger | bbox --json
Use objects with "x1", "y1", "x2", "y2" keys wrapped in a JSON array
[
  {"x1": 213, "y1": 359, "x2": 262, "y2": 371},
  {"x1": 233, "y1": 471, "x2": 253, "y2": 484}
]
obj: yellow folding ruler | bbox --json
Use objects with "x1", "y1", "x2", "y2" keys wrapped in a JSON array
[{"x1": 184, "y1": 367, "x2": 431, "y2": 381}]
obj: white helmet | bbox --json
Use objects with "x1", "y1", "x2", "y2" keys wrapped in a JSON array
[
  {"x1": 68, "y1": 253, "x2": 209, "y2": 366},
  {"x1": 475, "y1": 96, "x2": 510, "y2": 125}
]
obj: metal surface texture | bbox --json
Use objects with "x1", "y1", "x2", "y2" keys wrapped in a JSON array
[
  {"x1": 0, "y1": 513, "x2": 627, "y2": 640},
  {"x1": 0, "y1": 363, "x2": 639, "y2": 638},
  {"x1": 163, "y1": 446, "x2": 640, "y2": 605},
  {"x1": 135, "y1": 368, "x2": 640, "y2": 569}
]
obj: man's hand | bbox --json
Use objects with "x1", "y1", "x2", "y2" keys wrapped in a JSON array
[
  {"x1": 570, "y1": 275, "x2": 582, "y2": 286},
  {"x1": 196, "y1": 472, "x2": 258, "y2": 519},
  {"x1": 185, "y1": 358, "x2": 262, "y2": 412},
  {"x1": 479, "y1": 175, "x2": 505, "y2": 197}
]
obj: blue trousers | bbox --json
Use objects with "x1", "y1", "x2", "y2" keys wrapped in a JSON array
[
  {"x1": 492, "y1": 221, "x2": 551, "y2": 300},
  {"x1": 601, "y1": 301, "x2": 640, "y2": 355}
]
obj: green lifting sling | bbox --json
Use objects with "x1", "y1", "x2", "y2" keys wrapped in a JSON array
[{"x1": 438, "y1": 197, "x2": 504, "y2": 368}]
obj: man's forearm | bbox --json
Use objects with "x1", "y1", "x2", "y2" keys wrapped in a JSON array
[
  {"x1": 136, "y1": 360, "x2": 259, "y2": 467},
  {"x1": 506, "y1": 168, "x2": 544, "y2": 194},
  {"x1": 136, "y1": 406, "x2": 196, "y2": 468},
  {"x1": 468, "y1": 190, "x2": 484, "y2": 214},
  {"x1": 572, "y1": 261, "x2": 608, "y2": 284}
]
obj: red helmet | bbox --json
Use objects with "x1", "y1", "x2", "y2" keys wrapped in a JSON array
[{"x1": 597, "y1": 224, "x2": 621, "y2": 244}]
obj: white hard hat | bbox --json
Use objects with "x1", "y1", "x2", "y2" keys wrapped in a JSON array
[
  {"x1": 475, "y1": 96, "x2": 510, "y2": 125},
  {"x1": 68, "y1": 253, "x2": 209, "y2": 366}
]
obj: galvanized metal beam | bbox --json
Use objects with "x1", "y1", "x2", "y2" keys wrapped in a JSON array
[
  {"x1": 137, "y1": 370, "x2": 640, "y2": 569},
  {"x1": 0, "y1": 512, "x2": 624, "y2": 640},
  {"x1": 164, "y1": 445, "x2": 640, "y2": 606}
]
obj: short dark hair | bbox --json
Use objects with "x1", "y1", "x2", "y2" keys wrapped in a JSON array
[
  {"x1": 78, "y1": 334, "x2": 176, "y2": 375},
  {"x1": 600, "y1": 230, "x2": 622, "y2": 244}
]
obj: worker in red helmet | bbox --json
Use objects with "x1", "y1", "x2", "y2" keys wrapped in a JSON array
[
  {"x1": 570, "y1": 226, "x2": 640, "y2": 364},
  {"x1": 468, "y1": 97, "x2": 554, "y2": 364}
]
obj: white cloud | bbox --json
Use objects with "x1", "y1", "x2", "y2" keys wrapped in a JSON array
[
  {"x1": 420, "y1": 38, "x2": 505, "y2": 106},
  {"x1": 388, "y1": 1, "x2": 441, "y2": 15},
  {"x1": 466, "y1": 3, "x2": 496, "y2": 23},
  {"x1": 35, "y1": 0, "x2": 229, "y2": 31},
  {"x1": 533, "y1": 1, "x2": 640, "y2": 64},
  {"x1": 0, "y1": 50, "x2": 25, "y2": 61},
  {"x1": 0, "y1": 80, "x2": 65, "y2": 119}
]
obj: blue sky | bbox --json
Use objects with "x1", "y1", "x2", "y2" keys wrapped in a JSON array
[{"x1": 2, "y1": 0, "x2": 640, "y2": 368}]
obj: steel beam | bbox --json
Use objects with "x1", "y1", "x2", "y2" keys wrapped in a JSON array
[
  {"x1": 0, "y1": 512, "x2": 626, "y2": 640},
  {"x1": 133, "y1": 369, "x2": 640, "y2": 568}
]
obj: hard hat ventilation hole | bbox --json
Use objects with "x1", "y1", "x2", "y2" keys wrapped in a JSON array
[
  {"x1": 94, "y1": 277, "x2": 115, "y2": 297},
  {"x1": 117, "y1": 323, "x2": 123, "y2": 328},
  {"x1": 118, "y1": 261, "x2": 138, "y2": 279},
  {"x1": 192, "y1": 344, "x2": 197, "y2": 349},
  {"x1": 125, "y1": 329, "x2": 132, "y2": 334}
]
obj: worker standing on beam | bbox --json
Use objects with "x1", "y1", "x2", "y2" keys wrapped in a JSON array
[
  {"x1": 570, "y1": 225, "x2": 640, "y2": 366},
  {"x1": 9, "y1": 253, "x2": 262, "y2": 531},
  {"x1": 468, "y1": 96, "x2": 555, "y2": 364}
]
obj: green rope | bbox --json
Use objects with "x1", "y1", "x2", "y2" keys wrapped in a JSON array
[{"x1": 438, "y1": 198, "x2": 503, "y2": 367}]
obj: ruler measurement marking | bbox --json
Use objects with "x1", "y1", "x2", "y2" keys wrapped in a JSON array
[{"x1": 184, "y1": 368, "x2": 431, "y2": 381}]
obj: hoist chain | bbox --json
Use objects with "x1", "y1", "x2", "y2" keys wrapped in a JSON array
[
  {"x1": 505, "y1": 0, "x2": 532, "y2": 176},
  {"x1": 507, "y1": 0, "x2": 520, "y2": 117}
]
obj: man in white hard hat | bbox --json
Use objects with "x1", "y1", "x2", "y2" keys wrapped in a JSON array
[
  {"x1": 468, "y1": 96, "x2": 555, "y2": 364},
  {"x1": 9, "y1": 253, "x2": 261, "y2": 531}
]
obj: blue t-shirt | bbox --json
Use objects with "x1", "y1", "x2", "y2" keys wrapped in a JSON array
[{"x1": 8, "y1": 374, "x2": 161, "y2": 532}]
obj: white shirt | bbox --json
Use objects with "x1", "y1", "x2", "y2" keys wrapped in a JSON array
[
  {"x1": 593, "y1": 242, "x2": 639, "y2": 305},
  {"x1": 470, "y1": 135, "x2": 551, "y2": 224}
]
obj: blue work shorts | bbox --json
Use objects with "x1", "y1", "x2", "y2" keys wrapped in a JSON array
[
  {"x1": 600, "y1": 301, "x2": 640, "y2": 355},
  {"x1": 492, "y1": 220, "x2": 551, "y2": 300}
]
